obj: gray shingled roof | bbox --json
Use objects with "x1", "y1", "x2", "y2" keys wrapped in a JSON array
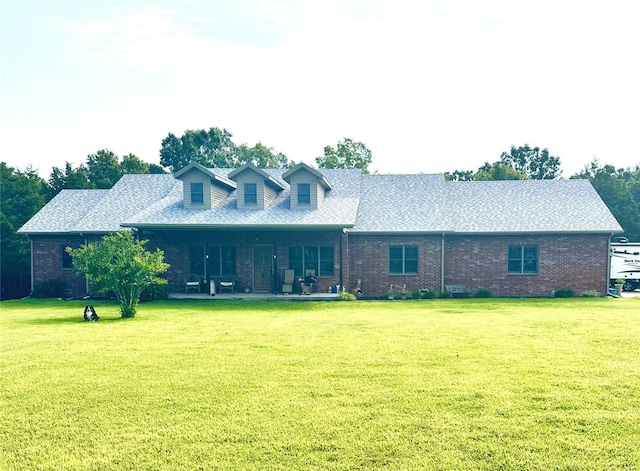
[
  {"x1": 18, "y1": 175, "x2": 180, "y2": 234},
  {"x1": 122, "y1": 168, "x2": 361, "y2": 228},
  {"x1": 444, "y1": 179, "x2": 622, "y2": 234},
  {"x1": 18, "y1": 169, "x2": 622, "y2": 235}
]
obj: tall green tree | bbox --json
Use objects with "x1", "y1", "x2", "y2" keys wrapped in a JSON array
[
  {"x1": 444, "y1": 169, "x2": 475, "y2": 181},
  {"x1": 68, "y1": 231, "x2": 169, "y2": 318},
  {"x1": 121, "y1": 154, "x2": 165, "y2": 174},
  {"x1": 500, "y1": 144, "x2": 561, "y2": 180},
  {"x1": 86, "y1": 149, "x2": 122, "y2": 189},
  {"x1": 159, "y1": 128, "x2": 237, "y2": 171},
  {"x1": 474, "y1": 162, "x2": 527, "y2": 181},
  {"x1": 572, "y1": 160, "x2": 640, "y2": 241},
  {"x1": 236, "y1": 143, "x2": 291, "y2": 168},
  {"x1": 48, "y1": 162, "x2": 92, "y2": 195},
  {"x1": 316, "y1": 138, "x2": 372, "y2": 174},
  {"x1": 0, "y1": 163, "x2": 49, "y2": 298}
]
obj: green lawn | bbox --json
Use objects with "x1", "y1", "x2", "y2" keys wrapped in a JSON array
[{"x1": 1, "y1": 297, "x2": 639, "y2": 470}]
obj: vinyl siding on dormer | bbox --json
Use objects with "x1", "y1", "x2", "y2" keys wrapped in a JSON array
[
  {"x1": 236, "y1": 173, "x2": 266, "y2": 210},
  {"x1": 181, "y1": 168, "x2": 232, "y2": 209},
  {"x1": 289, "y1": 172, "x2": 323, "y2": 210}
]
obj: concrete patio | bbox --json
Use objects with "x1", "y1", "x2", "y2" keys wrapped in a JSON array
[{"x1": 169, "y1": 291, "x2": 340, "y2": 301}]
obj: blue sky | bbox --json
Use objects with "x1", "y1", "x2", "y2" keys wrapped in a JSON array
[{"x1": 2, "y1": 0, "x2": 639, "y2": 178}]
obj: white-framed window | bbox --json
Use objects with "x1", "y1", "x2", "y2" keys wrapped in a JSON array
[
  {"x1": 244, "y1": 183, "x2": 257, "y2": 205},
  {"x1": 191, "y1": 182, "x2": 204, "y2": 204},
  {"x1": 297, "y1": 183, "x2": 311, "y2": 205},
  {"x1": 508, "y1": 246, "x2": 538, "y2": 274},
  {"x1": 389, "y1": 246, "x2": 418, "y2": 274}
]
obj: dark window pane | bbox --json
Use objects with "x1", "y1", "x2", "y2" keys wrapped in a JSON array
[
  {"x1": 298, "y1": 183, "x2": 311, "y2": 205},
  {"x1": 61, "y1": 246, "x2": 73, "y2": 270},
  {"x1": 190, "y1": 245, "x2": 205, "y2": 276},
  {"x1": 221, "y1": 246, "x2": 236, "y2": 276},
  {"x1": 319, "y1": 246, "x2": 334, "y2": 276},
  {"x1": 289, "y1": 247, "x2": 303, "y2": 277},
  {"x1": 389, "y1": 260, "x2": 403, "y2": 274},
  {"x1": 507, "y1": 259, "x2": 522, "y2": 273},
  {"x1": 207, "y1": 246, "x2": 221, "y2": 277},
  {"x1": 244, "y1": 183, "x2": 257, "y2": 205},
  {"x1": 191, "y1": 183, "x2": 204, "y2": 204}
]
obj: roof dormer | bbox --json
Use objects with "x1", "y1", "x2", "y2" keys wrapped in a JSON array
[
  {"x1": 282, "y1": 163, "x2": 332, "y2": 210},
  {"x1": 228, "y1": 164, "x2": 285, "y2": 210},
  {"x1": 174, "y1": 162, "x2": 236, "y2": 209}
]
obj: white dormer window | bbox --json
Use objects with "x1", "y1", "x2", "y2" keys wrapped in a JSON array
[
  {"x1": 244, "y1": 183, "x2": 257, "y2": 205},
  {"x1": 298, "y1": 183, "x2": 311, "y2": 205},
  {"x1": 175, "y1": 162, "x2": 237, "y2": 209},
  {"x1": 191, "y1": 182, "x2": 204, "y2": 204}
]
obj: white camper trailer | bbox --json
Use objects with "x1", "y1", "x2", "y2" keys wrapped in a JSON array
[{"x1": 610, "y1": 241, "x2": 640, "y2": 291}]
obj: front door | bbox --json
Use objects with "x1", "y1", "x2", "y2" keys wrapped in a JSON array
[{"x1": 253, "y1": 245, "x2": 273, "y2": 292}]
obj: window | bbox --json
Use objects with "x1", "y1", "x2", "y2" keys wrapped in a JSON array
[
  {"x1": 244, "y1": 183, "x2": 257, "y2": 205},
  {"x1": 289, "y1": 246, "x2": 334, "y2": 277},
  {"x1": 189, "y1": 245, "x2": 205, "y2": 276},
  {"x1": 190, "y1": 182, "x2": 204, "y2": 204},
  {"x1": 298, "y1": 183, "x2": 311, "y2": 205},
  {"x1": 508, "y1": 246, "x2": 538, "y2": 274},
  {"x1": 389, "y1": 246, "x2": 418, "y2": 274},
  {"x1": 61, "y1": 246, "x2": 73, "y2": 270},
  {"x1": 206, "y1": 245, "x2": 237, "y2": 277}
]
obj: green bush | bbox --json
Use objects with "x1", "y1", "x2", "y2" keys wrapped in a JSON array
[
  {"x1": 581, "y1": 290, "x2": 600, "y2": 298},
  {"x1": 337, "y1": 291, "x2": 356, "y2": 301},
  {"x1": 554, "y1": 288, "x2": 575, "y2": 298},
  {"x1": 31, "y1": 279, "x2": 66, "y2": 298},
  {"x1": 140, "y1": 280, "x2": 170, "y2": 302},
  {"x1": 439, "y1": 291, "x2": 453, "y2": 299},
  {"x1": 422, "y1": 289, "x2": 439, "y2": 299},
  {"x1": 474, "y1": 289, "x2": 493, "y2": 298},
  {"x1": 411, "y1": 290, "x2": 422, "y2": 299}
]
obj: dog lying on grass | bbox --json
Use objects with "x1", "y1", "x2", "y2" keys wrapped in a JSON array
[{"x1": 83, "y1": 305, "x2": 100, "y2": 322}]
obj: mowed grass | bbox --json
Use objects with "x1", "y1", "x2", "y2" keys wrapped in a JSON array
[{"x1": 1, "y1": 298, "x2": 639, "y2": 470}]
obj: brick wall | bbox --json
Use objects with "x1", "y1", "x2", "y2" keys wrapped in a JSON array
[
  {"x1": 31, "y1": 235, "x2": 100, "y2": 297},
  {"x1": 348, "y1": 234, "x2": 443, "y2": 296},
  {"x1": 29, "y1": 231, "x2": 611, "y2": 298},
  {"x1": 145, "y1": 229, "x2": 344, "y2": 294},
  {"x1": 444, "y1": 234, "x2": 610, "y2": 297}
]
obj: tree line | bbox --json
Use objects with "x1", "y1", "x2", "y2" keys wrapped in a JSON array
[{"x1": 1, "y1": 128, "x2": 638, "y2": 299}]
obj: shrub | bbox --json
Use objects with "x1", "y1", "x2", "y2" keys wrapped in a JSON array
[
  {"x1": 439, "y1": 291, "x2": 453, "y2": 299},
  {"x1": 474, "y1": 289, "x2": 493, "y2": 298},
  {"x1": 422, "y1": 289, "x2": 438, "y2": 299},
  {"x1": 140, "y1": 280, "x2": 170, "y2": 302},
  {"x1": 31, "y1": 279, "x2": 66, "y2": 298},
  {"x1": 581, "y1": 289, "x2": 600, "y2": 298},
  {"x1": 411, "y1": 290, "x2": 422, "y2": 299},
  {"x1": 554, "y1": 288, "x2": 575, "y2": 298},
  {"x1": 337, "y1": 291, "x2": 356, "y2": 301}
]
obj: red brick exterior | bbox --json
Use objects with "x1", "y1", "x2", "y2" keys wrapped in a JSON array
[
  {"x1": 144, "y1": 229, "x2": 344, "y2": 294},
  {"x1": 30, "y1": 235, "x2": 102, "y2": 297},
  {"x1": 444, "y1": 234, "x2": 611, "y2": 297},
  {"x1": 28, "y1": 231, "x2": 611, "y2": 298}
]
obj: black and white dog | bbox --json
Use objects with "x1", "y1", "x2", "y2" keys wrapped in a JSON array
[{"x1": 83, "y1": 305, "x2": 100, "y2": 322}]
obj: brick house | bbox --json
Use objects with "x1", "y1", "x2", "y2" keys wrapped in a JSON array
[{"x1": 18, "y1": 162, "x2": 622, "y2": 297}]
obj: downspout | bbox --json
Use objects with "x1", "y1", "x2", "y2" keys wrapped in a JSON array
[
  {"x1": 29, "y1": 237, "x2": 34, "y2": 295},
  {"x1": 441, "y1": 233, "x2": 445, "y2": 293},
  {"x1": 607, "y1": 233, "x2": 613, "y2": 294},
  {"x1": 83, "y1": 234, "x2": 89, "y2": 294},
  {"x1": 339, "y1": 229, "x2": 346, "y2": 291}
]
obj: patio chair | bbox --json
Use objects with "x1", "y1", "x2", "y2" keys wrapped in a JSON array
[
  {"x1": 282, "y1": 269, "x2": 295, "y2": 294},
  {"x1": 219, "y1": 276, "x2": 236, "y2": 293},
  {"x1": 185, "y1": 273, "x2": 201, "y2": 293}
]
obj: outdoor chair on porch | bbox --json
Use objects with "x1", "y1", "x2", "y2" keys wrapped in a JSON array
[
  {"x1": 282, "y1": 269, "x2": 295, "y2": 294},
  {"x1": 185, "y1": 273, "x2": 201, "y2": 293},
  {"x1": 219, "y1": 276, "x2": 236, "y2": 293}
]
